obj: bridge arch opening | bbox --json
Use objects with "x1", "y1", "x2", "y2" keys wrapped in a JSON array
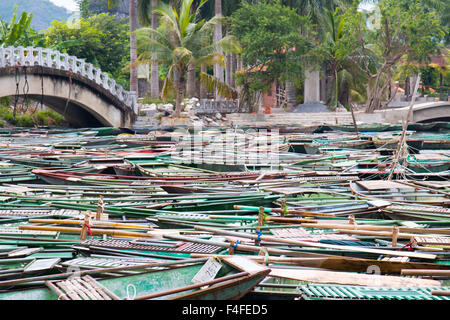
[
  {"x1": 412, "y1": 103, "x2": 450, "y2": 124},
  {"x1": 417, "y1": 116, "x2": 450, "y2": 123}
]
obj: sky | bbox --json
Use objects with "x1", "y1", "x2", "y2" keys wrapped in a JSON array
[{"x1": 49, "y1": 0, "x2": 78, "y2": 12}]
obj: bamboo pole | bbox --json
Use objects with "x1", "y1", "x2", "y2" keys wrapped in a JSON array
[
  {"x1": 299, "y1": 222, "x2": 450, "y2": 236},
  {"x1": 192, "y1": 226, "x2": 437, "y2": 260},
  {"x1": 388, "y1": 74, "x2": 420, "y2": 180},
  {"x1": 336, "y1": 229, "x2": 428, "y2": 239},
  {"x1": 392, "y1": 226, "x2": 399, "y2": 246},
  {"x1": 96, "y1": 195, "x2": 104, "y2": 220},
  {"x1": 19, "y1": 225, "x2": 154, "y2": 238},
  {"x1": 28, "y1": 219, "x2": 153, "y2": 230},
  {"x1": 401, "y1": 269, "x2": 450, "y2": 276},
  {"x1": 431, "y1": 290, "x2": 450, "y2": 297},
  {"x1": 349, "y1": 103, "x2": 360, "y2": 139},
  {"x1": 210, "y1": 215, "x2": 318, "y2": 224}
]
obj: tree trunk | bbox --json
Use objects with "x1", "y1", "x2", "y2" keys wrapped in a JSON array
[
  {"x1": 150, "y1": 0, "x2": 159, "y2": 99},
  {"x1": 174, "y1": 68, "x2": 184, "y2": 117},
  {"x1": 340, "y1": 82, "x2": 349, "y2": 108},
  {"x1": 225, "y1": 53, "x2": 232, "y2": 87},
  {"x1": 320, "y1": 63, "x2": 327, "y2": 102},
  {"x1": 335, "y1": 69, "x2": 338, "y2": 109},
  {"x1": 186, "y1": 62, "x2": 196, "y2": 98},
  {"x1": 200, "y1": 64, "x2": 207, "y2": 99},
  {"x1": 225, "y1": 28, "x2": 232, "y2": 87},
  {"x1": 285, "y1": 80, "x2": 296, "y2": 109},
  {"x1": 214, "y1": 0, "x2": 224, "y2": 100},
  {"x1": 404, "y1": 77, "x2": 410, "y2": 98},
  {"x1": 129, "y1": 0, "x2": 138, "y2": 95},
  {"x1": 231, "y1": 53, "x2": 237, "y2": 88}
]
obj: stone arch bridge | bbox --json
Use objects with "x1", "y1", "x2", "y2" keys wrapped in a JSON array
[{"x1": 0, "y1": 46, "x2": 137, "y2": 127}]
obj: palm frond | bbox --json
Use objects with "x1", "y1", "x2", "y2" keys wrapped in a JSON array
[
  {"x1": 199, "y1": 71, "x2": 235, "y2": 99},
  {"x1": 137, "y1": 0, "x2": 153, "y2": 26},
  {"x1": 195, "y1": 52, "x2": 224, "y2": 67}
]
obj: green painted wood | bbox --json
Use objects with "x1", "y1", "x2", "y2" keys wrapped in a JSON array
[{"x1": 299, "y1": 284, "x2": 450, "y2": 300}]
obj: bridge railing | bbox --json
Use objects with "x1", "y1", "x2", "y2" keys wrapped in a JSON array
[{"x1": 0, "y1": 46, "x2": 137, "y2": 113}]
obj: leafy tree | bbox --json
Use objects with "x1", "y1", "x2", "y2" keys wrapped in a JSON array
[
  {"x1": 44, "y1": 13, "x2": 130, "y2": 88},
  {"x1": 353, "y1": 0, "x2": 446, "y2": 112},
  {"x1": 229, "y1": 1, "x2": 312, "y2": 111},
  {"x1": 76, "y1": 0, "x2": 92, "y2": 19},
  {"x1": 320, "y1": 7, "x2": 368, "y2": 108},
  {"x1": 136, "y1": 0, "x2": 241, "y2": 116}
]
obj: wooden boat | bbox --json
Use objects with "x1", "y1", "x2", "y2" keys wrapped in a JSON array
[
  {"x1": 406, "y1": 153, "x2": 450, "y2": 173},
  {"x1": 349, "y1": 180, "x2": 450, "y2": 206},
  {"x1": 297, "y1": 284, "x2": 450, "y2": 300},
  {"x1": 0, "y1": 256, "x2": 270, "y2": 300},
  {"x1": 31, "y1": 168, "x2": 288, "y2": 186}
]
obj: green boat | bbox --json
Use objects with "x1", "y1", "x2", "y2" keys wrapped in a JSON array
[
  {"x1": 0, "y1": 257, "x2": 270, "y2": 300},
  {"x1": 406, "y1": 154, "x2": 450, "y2": 173}
]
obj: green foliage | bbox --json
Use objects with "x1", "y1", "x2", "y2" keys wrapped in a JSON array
[
  {"x1": 0, "y1": 105, "x2": 32, "y2": 127},
  {"x1": 319, "y1": 7, "x2": 368, "y2": 107},
  {"x1": 230, "y1": 1, "x2": 312, "y2": 106},
  {"x1": 421, "y1": 66, "x2": 440, "y2": 88},
  {"x1": 0, "y1": 4, "x2": 34, "y2": 47},
  {"x1": 0, "y1": 104, "x2": 67, "y2": 127},
  {"x1": 76, "y1": 0, "x2": 92, "y2": 19},
  {"x1": 140, "y1": 97, "x2": 164, "y2": 104},
  {"x1": 44, "y1": 13, "x2": 130, "y2": 89},
  {"x1": 359, "y1": 0, "x2": 446, "y2": 112},
  {"x1": 32, "y1": 110, "x2": 66, "y2": 126}
]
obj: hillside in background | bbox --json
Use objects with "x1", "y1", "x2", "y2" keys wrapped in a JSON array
[{"x1": 0, "y1": 0, "x2": 72, "y2": 31}]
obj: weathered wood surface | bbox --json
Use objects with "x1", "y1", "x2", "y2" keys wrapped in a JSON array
[{"x1": 269, "y1": 268, "x2": 441, "y2": 287}]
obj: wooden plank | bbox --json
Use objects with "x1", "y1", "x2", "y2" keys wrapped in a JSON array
[
  {"x1": 7, "y1": 247, "x2": 43, "y2": 258},
  {"x1": 269, "y1": 268, "x2": 441, "y2": 287},
  {"x1": 223, "y1": 256, "x2": 269, "y2": 274},
  {"x1": 24, "y1": 258, "x2": 61, "y2": 272},
  {"x1": 414, "y1": 236, "x2": 450, "y2": 245},
  {"x1": 355, "y1": 180, "x2": 414, "y2": 191}
]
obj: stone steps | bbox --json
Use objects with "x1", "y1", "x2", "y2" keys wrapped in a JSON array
[
  {"x1": 133, "y1": 116, "x2": 160, "y2": 127},
  {"x1": 226, "y1": 112, "x2": 355, "y2": 126}
]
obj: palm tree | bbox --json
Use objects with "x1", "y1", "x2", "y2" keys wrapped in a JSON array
[
  {"x1": 136, "y1": 0, "x2": 161, "y2": 99},
  {"x1": 108, "y1": 0, "x2": 139, "y2": 96},
  {"x1": 284, "y1": 0, "x2": 354, "y2": 106},
  {"x1": 213, "y1": 0, "x2": 224, "y2": 100},
  {"x1": 136, "y1": 0, "x2": 241, "y2": 116},
  {"x1": 150, "y1": 0, "x2": 160, "y2": 99}
]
